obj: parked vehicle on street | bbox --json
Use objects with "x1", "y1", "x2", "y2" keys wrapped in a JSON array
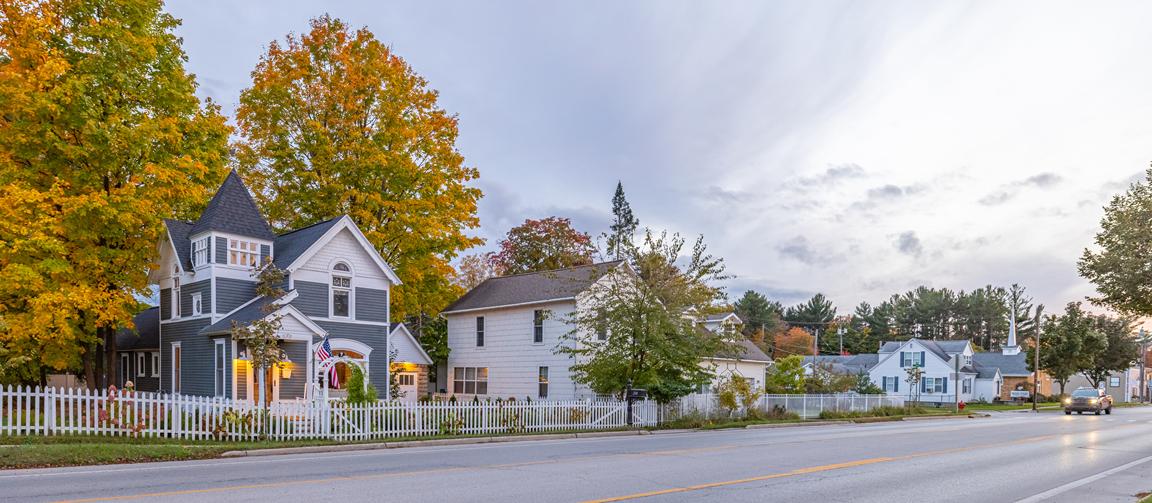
[{"x1": 1064, "y1": 387, "x2": 1112, "y2": 415}]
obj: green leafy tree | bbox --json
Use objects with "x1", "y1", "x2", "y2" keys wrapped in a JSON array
[
  {"x1": 715, "y1": 375, "x2": 763, "y2": 419},
  {"x1": 605, "y1": 181, "x2": 639, "y2": 260},
  {"x1": 490, "y1": 217, "x2": 595, "y2": 275},
  {"x1": 854, "y1": 372, "x2": 883, "y2": 394},
  {"x1": 345, "y1": 364, "x2": 379, "y2": 405},
  {"x1": 805, "y1": 363, "x2": 855, "y2": 393},
  {"x1": 559, "y1": 230, "x2": 730, "y2": 403},
  {"x1": 235, "y1": 15, "x2": 482, "y2": 320},
  {"x1": 785, "y1": 293, "x2": 836, "y2": 325},
  {"x1": 231, "y1": 263, "x2": 289, "y2": 410},
  {"x1": 733, "y1": 290, "x2": 783, "y2": 336},
  {"x1": 764, "y1": 355, "x2": 806, "y2": 394},
  {"x1": 1028, "y1": 303, "x2": 1104, "y2": 395},
  {"x1": 1082, "y1": 314, "x2": 1138, "y2": 388},
  {"x1": 0, "y1": 0, "x2": 230, "y2": 387},
  {"x1": 1079, "y1": 168, "x2": 1152, "y2": 317}
]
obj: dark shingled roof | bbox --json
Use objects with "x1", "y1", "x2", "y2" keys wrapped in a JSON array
[
  {"x1": 201, "y1": 294, "x2": 286, "y2": 335},
  {"x1": 164, "y1": 219, "x2": 194, "y2": 271},
  {"x1": 189, "y1": 171, "x2": 275, "y2": 240},
  {"x1": 710, "y1": 335, "x2": 771, "y2": 363},
  {"x1": 272, "y1": 217, "x2": 343, "y2": 270},
  {"x1": 803, "y1": 353, "x2": 880, "y2": 374},
  {"x1": 116, "y1": 307, "x2": 160, "y2": 351},
  {"x1": 973, "y1": 351, "x2": 1030, "y2": 377},
  {"x1": 443, "y1": 261, "x2": 624, "y2": 313}
]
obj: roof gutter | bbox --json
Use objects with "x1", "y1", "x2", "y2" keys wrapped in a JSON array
[{"x1": 441, "y1": 297, "x2": 577, "y2": 315}]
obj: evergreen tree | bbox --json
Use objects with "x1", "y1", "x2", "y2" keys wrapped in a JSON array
[
  {"x1": 733, "y1": 290, "x2": 783, "y2": 335},
  {"x1": 606, "y1": 182, "x2": 639, "y2": 260}
]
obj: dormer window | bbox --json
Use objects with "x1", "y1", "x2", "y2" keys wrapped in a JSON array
[
  {"x1": 191, "y1": 237, "x2": 209, "y2": 267},
  {"x1": 331, "y1": 262, "x2": 352, "y2": 318},
  {"x1": 229, "y1": 239, "x2": 260, "y2": 267}
]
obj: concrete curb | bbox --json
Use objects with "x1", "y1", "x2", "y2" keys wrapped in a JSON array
[
  {"x1": 903, "y1": 413, "x2": 990, "y2": 421},
  {"x1": 745, "y1": 421, "x2": 843, "y2": 429},
  {"x1": 220, "y1": 430, "x2": 650, "y2": 458}
]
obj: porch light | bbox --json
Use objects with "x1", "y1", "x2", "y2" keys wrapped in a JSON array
[{"x1": 279, "y1": 357, "x2": 293, "y2": 379}]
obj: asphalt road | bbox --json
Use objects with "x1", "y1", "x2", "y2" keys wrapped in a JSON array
[{"x1": 5, "y1": 407, "x2": 1152, "y2": 503}]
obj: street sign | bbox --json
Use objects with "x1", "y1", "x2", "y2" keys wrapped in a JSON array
[
  {"x1": 1010, "y1": 390, "x2": 1031, "y2": 399},
  {"x1": 627, "y1": 389, "x2": 648, "y2": 400}
]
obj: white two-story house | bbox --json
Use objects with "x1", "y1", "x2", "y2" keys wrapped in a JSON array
[{"x1": 868, "y1": 339, "x2": 981, "y2": 405}]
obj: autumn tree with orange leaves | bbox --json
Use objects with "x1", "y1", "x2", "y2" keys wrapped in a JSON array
[
  {"x1": 235, "y1": 15, "x2": 482, "y2": 320},
  {"x1": 774, "y1": 326, "x2": 816, "y2": 357},
  {"x1": 0, "y1": 0, "x2": 230, "y2": 386}
]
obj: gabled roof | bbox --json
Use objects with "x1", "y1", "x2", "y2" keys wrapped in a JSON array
[
  {"x1": 706, "y1": 312, "x2": 741, "y2": 323},
  {"x1": 272, "y1": 217, "x2": 343, "y2": 270},
  {"x1": 712, "y1": 338, "x2": 771, "y2": 363},
  {"x1": 879, "y1": 339, "x2": 969, "y2": 361},
  {"x1": 442, "y1": 261, "x2": 625, "y2": 314},
  {"x1": 116, "y1": 307, "x2": 160, "y2": 351},
  {"x1": 389, "y1": 323, "x2": 433, "y2": 366},
  {"x1": 200, "y1": 290, "x2": 300, "y2": 335},
  {"x1": 973, "y1": 351, "x2": 1030, "y2": 377},
  {"x1": 164, "y1": 219, "x2": 194, "y2": 271},
  {"x1": 803, "y1": 353, "x2": 880, "y2": 374},
  {"x1": 188, "y1": 171, "x2": 275, "y2": 240}
]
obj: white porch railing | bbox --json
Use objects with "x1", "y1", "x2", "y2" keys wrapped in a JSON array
[
  {"x1": 0, "y1": 385, "x2": 657, "y2": 441},
  {"x1": 669, "y1": 393, "x2": 906, "y2": 420}
]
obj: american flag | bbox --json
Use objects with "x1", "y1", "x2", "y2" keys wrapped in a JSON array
[{"x1": 316, "y1": 337, "x2": 339, "y2": 388}]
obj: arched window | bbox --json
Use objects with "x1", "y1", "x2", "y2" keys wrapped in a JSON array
[
  {"x1": 327, "y1": 349, "x2": 365, "y2": 390},
  {"x1": 331, "y1": 262, "x2": 352, "y2": 318}
]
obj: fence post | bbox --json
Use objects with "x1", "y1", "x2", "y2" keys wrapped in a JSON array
[{"x1": 45, "y1": 387, "x2": 56, "y2": 435}]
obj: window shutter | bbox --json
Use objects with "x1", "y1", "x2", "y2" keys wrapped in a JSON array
[
  {"x1": 919, "y1": 351, "x2": 925, "y2": 366},
  {"x1": 894, "y1": 377, "x2": 899, "y2": 392},
  {"x1": 900, "y1": 352, "x2": 906, "y2": 366},
  {"x1": 921, "y1": 378, "x2": 927, "y2": 393},
  {"x1": 943, "y1": 377, "x2": 948, "y2": 394}
]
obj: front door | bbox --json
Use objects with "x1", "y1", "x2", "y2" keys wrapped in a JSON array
[
  {"x1": 246, "y1": 366, "x2": 280, "y2": 406},
  {"x1": 398, "y1": 372, "x2": 418, "y2": 402}
]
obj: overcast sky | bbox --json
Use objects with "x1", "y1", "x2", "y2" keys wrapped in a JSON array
[{"x1": 167, "y1": 1, "x2": 1152, "y2": 313}]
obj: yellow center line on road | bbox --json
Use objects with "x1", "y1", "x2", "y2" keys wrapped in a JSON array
[
  {"x1": 582, "y1": 427, "x2": 1146, "y2": 503},
  {"x1": 49, "y1": 443, "x2": 746, "y2": 503}
]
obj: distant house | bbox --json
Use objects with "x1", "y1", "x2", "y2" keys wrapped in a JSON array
[
  {"x1": 115, "y1": 307, "x2": 161, "y2": 392},
  {"x1": 697, "y1": 313, "x2": 771, "y2": 393},
  {"x1": 801, "y1": 354, "x2": 880, "y2": 377},
  {"x1": 441, "y1": 261, "x2": 628, "y2": 400}
]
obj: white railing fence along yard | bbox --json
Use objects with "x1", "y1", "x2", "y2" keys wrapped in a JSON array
[
  {"x1": 0, "y1": 385, "x2": 658, "y2": 441},
  {"x1": 669, "y1": 393, "x2": 906, "y2": 420}
]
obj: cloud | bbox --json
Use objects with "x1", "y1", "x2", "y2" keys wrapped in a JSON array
[
  {"x1": 776, "y1": 235, "x2": 843, "y2": 266},
  {"x1": 894, "y1": 231, "x2": 923, "y2": 257},
  {"x1": 794, "y1": 163, "x2": 866, "y2": 187},
  {"x1": 979, "y1": 172, "x2": 1063, "y2": 205}
]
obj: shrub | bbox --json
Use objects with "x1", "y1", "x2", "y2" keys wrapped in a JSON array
[
  {"x1": 818, "y1": 405, "x2": 925, "y2": 419},
  {"x1": 345, "y1": 365, "x2": 378, "y2": 405}
]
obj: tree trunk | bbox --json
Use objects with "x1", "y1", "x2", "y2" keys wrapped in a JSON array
[
  {"x1": 103, "y1": 326, "x2": 117, "y2": 389},
  {"x1": 82, "y1": 346, "x2": 95, "y2": 390}
]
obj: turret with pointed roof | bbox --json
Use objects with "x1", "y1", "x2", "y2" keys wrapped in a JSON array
[{"x1": 188, "y1": 170, "x2": 275, "y2": 240}]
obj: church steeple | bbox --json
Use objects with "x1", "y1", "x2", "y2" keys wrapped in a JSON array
[{"x1": 189, "y1": 170, "x2": 275, "y2": 240}]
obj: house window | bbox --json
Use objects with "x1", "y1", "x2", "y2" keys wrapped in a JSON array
[
  {"x1": 136, "y1": 352, "x2": 146, "y2": 377},
  {"x1": 331, "y1": 262, "x2": 351, "y2": 318},
  {"x1": 192, "y1": 292, "x2": 203, "y2": 316},
  {"x1": 596, "y1": 325, "x2": 608, "y2": 341},
  {"x1": 533, "y1": 310, "x2": 545, "y2": 343},
  {"x1": 538, "y1": 366, "x2": 549, "y2": 398},
  {"x1": 476, "y1": 317, "x2": 485, "y2": 347},
  {"x1": 214, "y1": 339, "x2": 226, "y2": 397},
  {"x1": 883, "y1": 376, "x2": 899, "y2": 393},
  {"x1": 1109, "y1": 377, "x2": 1121, "y2": 387},
  {"x1": 228, "y1": 238, "x2": 260, "y2": 267},
  {"x1": 453, "y1": 367, "x2": 488, "y2": 395},
  {"x1": 901, "y1": 351, "x2": 923, "y2": 367},
  {"x1": 191, "y1": 237, "x2": 209, "y2": 267},
  {"x1": 171, "y1": 343, "x2": 182, "y2": 394},
  {"x1": 962, "y1": 378, "x2": 972, "y2": 394},
  {"x1": 171, "y1": 269, "x2": 181, "y2": 319},
  {"x1": 923, "y1": 377, "x2": 946, "y2": 394},
  {"x1": 397, "y1": 374, "x2": 415, "y2": 386},
  {"x1": 151, "y1": 352, "x2": 160, "y2": 378}
]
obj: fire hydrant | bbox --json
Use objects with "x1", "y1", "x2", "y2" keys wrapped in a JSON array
[{"x1": 958, "y1": 401, "x2": 966, "y2": 411}]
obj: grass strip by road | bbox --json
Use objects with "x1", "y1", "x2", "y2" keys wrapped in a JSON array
[{"x1": 0, "y1": 408, "x2": 980, "y2": 470}]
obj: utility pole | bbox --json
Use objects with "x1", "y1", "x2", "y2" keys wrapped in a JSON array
[
  {"x1": 1139, "y1": 327, "x2": 1147, "y2": 403},
  {"x1": 1032, "y1": 306, "x2": 1044, "y2": 413},
  {"x1": 954, "y1": 352, "x2": 960, "y2": 413},
  {"x1": 838, "y1": 325, "x2": 845, "y2": 355}
]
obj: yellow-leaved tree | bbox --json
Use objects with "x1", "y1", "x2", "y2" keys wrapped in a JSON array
[
  {"x1": 234, "y1": 15, "x2": 482, "y2": 320},
  {"x1": 0, "y1": 0, "x2": 230, "y2": 386}
]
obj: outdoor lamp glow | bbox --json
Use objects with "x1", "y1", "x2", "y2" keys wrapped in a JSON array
[{"x1": 1063, "y1": 398, "x2": 1071, "y2": 404}]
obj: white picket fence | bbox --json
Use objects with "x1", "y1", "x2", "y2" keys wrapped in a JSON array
[
  {"x1": 0, "y1": 385, "x2": 657, "y2": 441},
  {"x1": 670, "y1": 393, "x2": 905, "y2": 420}
]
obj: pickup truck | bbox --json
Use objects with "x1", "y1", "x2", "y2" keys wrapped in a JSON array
[{"x1": 1064, "y1": 387, "x2": 1113, "y2": 415}]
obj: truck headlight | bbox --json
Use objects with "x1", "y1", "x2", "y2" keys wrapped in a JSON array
[
  {"x1": 1089, "y1": 399, "x2": 1097, "y2": 404},
  {"x1": 1064, "y1": 398, "x2": 1071, "y2": 404}
]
